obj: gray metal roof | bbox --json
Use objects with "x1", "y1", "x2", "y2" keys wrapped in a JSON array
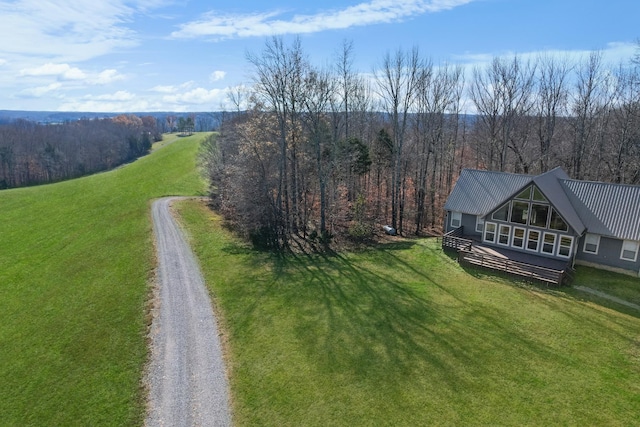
[
  {"x1": 561, "y1": 179, "x2": 640, "y2": 241},
  {"x1": 444, "y1": 169, "x2": 532, "y2": 216},
  {"x1": 445, "y1": 167, "x2": 640, "y2": 240},
  {"x1": 532, "y1": 167, "x2": 586, "y2": 236}
]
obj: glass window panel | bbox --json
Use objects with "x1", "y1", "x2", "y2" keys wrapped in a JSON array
[
  {"x1": 491, "y1": 203, "x2": 510, "y2": 221},
  {"x1": 498, "y1": 225, "x2": 510, "y2": 245},
  {"x1": 583, "y1": 234, "x2": 599, "y2": 254},
  {"x1": 484, "y1": 222, "x2": 496, "y2": 243},
  {"x1": 512, "y1": 227, "x2": 525, "y2": 248},
  {"x1": 532, "y1": 187, "x2": 548, "y2": 202},
  {"x1": 549, "y1": 208, "x2": 568, "y2": 232},
  {"x1": 527, "y1": 230, "x2": 540, "y2": 251},
  {"x1": 542, "y1": 233, "x2": 556, "y2": 254},
  {"x1": 530, "y1": 204, "x2": 549, "y2": 228},
  {"x1": 558, "y1": 236, "x2": 573, "y2": 257},
  {"x1": 510, "y1": 201, "x2": 529, "y2": 224},
  {"x1": 515, "y1": 187, "x2": 531, "y2": 200},
  {"x1": 476, "y1": 217, "x2": 484, "y2": 233},
  {"x1": 621, "y1": 240, "x2": 639, "y2": 261},
  {"x1": 451, "y1": 211, "x2": 462, "y2": 228}
]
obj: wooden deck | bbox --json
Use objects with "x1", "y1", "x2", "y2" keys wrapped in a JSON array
[{"x1": 442, "y1": 227, "x2": 572, "y2": 285}]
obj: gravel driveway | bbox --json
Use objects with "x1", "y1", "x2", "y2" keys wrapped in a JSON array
[{"x1": 146, "y1": 197, "x2": 231, "y2": 426}]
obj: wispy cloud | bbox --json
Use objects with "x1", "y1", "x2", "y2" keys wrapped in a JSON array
[
  {"x1": 20, "y1": 63, "x2": 87, "y2": 80},
  {"x1": 171, "y1": 0, "x2": 475, "y2": 40},
  {"x1": 18, "y1": 82, "x2": 63, "y2": 98},
  {"x1": 452, "y1": 41, "x2": 638, "y2": 69},
  {"x1": 210, "y1": 70, "x2": 226, "y2": 82},
  {"x1": 150, "y1": 81, "x2": 196, "y2": 94},
  {"x1": 163, "y1": 87, "x2": 225, "y2": 105},
  {"x1": 86, "y1": 90, "x2": 136, "y2": 101},
  {"x1": 92, "y1": 69, "x2": 127, "y2": 85},
  {"x1": 0, "y1": 0, "x2": 158, "y2": 62},
  {"x1": 19, "y1": 63, "x2": 127, "y2": 87}
]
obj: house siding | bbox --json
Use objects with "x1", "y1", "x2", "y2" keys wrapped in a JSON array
[
  {"x1": 445, "y1": 211, "x2": 482, "y2": 238},
  {"x1": 444, "y1": 167, "x2": 640, "y2": 278},
  {"x1": 575, "y1": 235, "x2": 640, "y2": 273}
]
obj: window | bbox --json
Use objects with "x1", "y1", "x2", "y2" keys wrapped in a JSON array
[
  {"x1": 475, "y1": 216, "x2": 484, "y2": 233},
  {"x1": 512, "y1": 227, "x2": 526, "y2": 249},
  {"x1": 583, "y1": 234, "x2": 600, "y2": 254},
  {"x1": 484, "y1": 222, "x2": 497, "y2": 243},
  {"x1": 515, "y1": 187, "x2": 531, "y2": 200},
  {"x1": 542, "y1": 232, "x2": 556, "y2": 255},
  {"x1": 532, "y1": 187, "x2": 548, "y2": 202},
  {"x1": 492, "y1": 203, "x2": 510, "y2": 221},
  {"x1": 498, "y1": 224, "x2": 511, "y2": 245},
  {"x1": 620, "y1": 240, "x2": 639, "y2": 262},
  {"x1": 558, "y1": 236, "x2": 573, "y2": 258},
  {"x1": 450, "y1": 211, "x2": 462, "y2": 228},
  {"x1": 530, "y1": 204, "x2": 549, "y2": 228},
  {"x1": 549, "y1": 208, "x2": 568, "y2": 232},
  {"x1": 526, "y1": 230, "x2": 540, "y2": 252},
  {"x1": 510, "y1": 201, "x2": 529, "y2": 224}
]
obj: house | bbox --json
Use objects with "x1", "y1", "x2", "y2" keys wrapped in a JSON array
[{"x1": 443, "y1": 167, "x2": 640, "y2": 279}]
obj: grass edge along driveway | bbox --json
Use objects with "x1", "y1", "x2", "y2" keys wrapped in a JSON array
[{"x1": 0, "y1": 134, "x2": 207, "y2": 425}]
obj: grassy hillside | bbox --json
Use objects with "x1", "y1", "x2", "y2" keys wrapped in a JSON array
[
  {"x1": 176, "y1": 199, "x2": 640, "y2": 426},
  {"x1": 0, "y1": 134, "x2": 206, "y2": 425}
]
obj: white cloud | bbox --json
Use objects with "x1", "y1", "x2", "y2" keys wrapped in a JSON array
[
  {"x1": 171, "y1": 0, "x2": 476, "y2": 39},
  {"x1": 86, "y1": 91, "x2": 136, "y2": 101},
  {"x1": 150, "y1": 81, "x2": 196, "y2": 94},
  {"x1": 210, "y1": 70, "x2": 226, "y2": 82},
  {"x1": 92, "y1": 69, "x2": 126, "y2": 85},
  {"x1": 163, "y1": 87, "x2": 226, "y2": 105},
  {"x1": 452, "y1": 41, "x2": 638, "y2": 71},
  {"x1": 57, "y1": 97, "x2": 162, "y2": 113},
  {"x1": 20, "y1": 63, "x2": 87, "y2": 80},
  {"x1": 0, "y1": 59, "x2": 6, "y2": 66},
  {"x1": 18, "y1": 82, "x2": 63, "y2": 98},
  {"x1": 0, "y1": 0, "x2": 163, "y2": 63},
  {"x1": 19, "y1": 63, "x2": 128, "y2": 87}
]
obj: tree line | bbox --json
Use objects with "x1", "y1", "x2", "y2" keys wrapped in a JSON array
[
  {"x1": 202, "y1": 37, "x2": 640, "y2": 249},
  {"x1": 0, "y1": 115, "x2": 161, "y2": 189}
]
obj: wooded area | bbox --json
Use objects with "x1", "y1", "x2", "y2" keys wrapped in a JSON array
[
  {"x1": 202, "y1": 37, "x2": 640, "y2": 249},
  {"x1": 0, "y1": 115, "x2": 160, "y2": 188}
]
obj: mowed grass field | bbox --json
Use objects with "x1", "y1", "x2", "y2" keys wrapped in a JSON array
[
  {"x1": 0, "y1": 134, "x2": 206, "y2": 425},
  {"x1": 176, "y1": 199, "x2": 640, "y2": 426}
]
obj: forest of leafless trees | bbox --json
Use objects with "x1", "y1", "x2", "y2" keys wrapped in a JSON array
[
  {"x1": 202, "y1": 37, "x2": 639, "y2": 249},
  {"x1": 0, "y1": 115, "x2": 161, "y2": 188}
]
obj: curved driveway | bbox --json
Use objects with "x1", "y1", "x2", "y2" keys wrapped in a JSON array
[{"x1": 146, "y1": 197, "x2": 231, "y2": 426}]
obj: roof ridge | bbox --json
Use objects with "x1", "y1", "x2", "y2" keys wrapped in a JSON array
[
  {"x1": 461, "y1": 168, "x2": 533, "y2": 178},
  {"x1": 561, "y1": 178, "x2": 640, "y2": 189}
]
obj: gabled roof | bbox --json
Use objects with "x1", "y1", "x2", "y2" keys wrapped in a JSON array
[
  {"x1": 532, "y1": 167, "x2": 585, "y2": 236},
  {"x1": 445, "y1": 167, "x2": 640, "y2": 240},
  {"x1": 561, "y1": 179, "x2": 640, "y2": 241},
  {"x1": 444, "y1": 168, "x2": 531, "y2": 216}
]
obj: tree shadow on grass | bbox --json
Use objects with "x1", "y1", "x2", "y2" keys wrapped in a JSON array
[{"x1": 241, "y1": 241, "x2": 581, "y2": 393}]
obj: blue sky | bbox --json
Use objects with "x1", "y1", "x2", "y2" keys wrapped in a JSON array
[{"x1": 0, "y1": 0, "x2": 638, "y2": 112}]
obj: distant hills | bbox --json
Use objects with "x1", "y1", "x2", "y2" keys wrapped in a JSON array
[{"x1": 0, "y1": 110, "x2": 226, "y2": 130}]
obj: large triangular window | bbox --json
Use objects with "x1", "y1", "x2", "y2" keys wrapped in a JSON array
[
  {"x1": 515, "y1": 187, "x2": 531, "y2": 200},
  {"x1": 491, "y1": 202, "x2": 510, "y2": 221},
  {"x1": 532, "y1": 186, "x2": 548, "y2": 202},
  {"x1": 549, "y1": 208, "x2": 568, "y2": 232}
]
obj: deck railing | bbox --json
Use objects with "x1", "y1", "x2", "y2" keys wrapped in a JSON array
[
  {"x1": 442, "y1": 227, "x2": 473, "y2": 252},
  {"x1": 458, "y1": 248, "x2": 567, "y2": 285}
]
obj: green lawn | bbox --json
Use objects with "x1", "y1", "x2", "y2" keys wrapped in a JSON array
[
  {"x1": 176, "y1": 199, "x2": 640, "y2": 426},
  {"x1": 0, "y1": 134, "x2": 207, "y2": 425}
]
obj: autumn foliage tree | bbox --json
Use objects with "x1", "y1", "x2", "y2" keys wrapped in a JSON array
[
  {"x1": 0, "y1": 115, "x2": 156, "y2": 189},
  {"x1": 203, "y1": 37, "x2": 640, "y2": 250}
]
